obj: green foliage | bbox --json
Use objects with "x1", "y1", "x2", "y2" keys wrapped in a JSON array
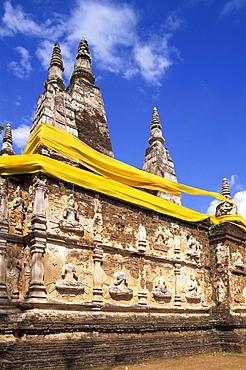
[
  {"x1": 121, "y1": 242, "x2": 126, "y2": 249},
  {"x1": 0, "y1": 125, "x2": 3, "y2": 134},
  {"x1": 151, "y1": 321, "x2": 157, "y2": 327}
]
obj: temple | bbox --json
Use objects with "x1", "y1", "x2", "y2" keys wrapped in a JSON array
[{"x1": 0, "y1": 40, "x2": 246, "y2": 369}]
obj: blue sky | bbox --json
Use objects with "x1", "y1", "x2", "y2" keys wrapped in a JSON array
[{"x1": 0, "y1": 0, "x2": 245, "y2": 216}]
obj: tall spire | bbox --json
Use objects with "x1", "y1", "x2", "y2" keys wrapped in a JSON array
[
  {"x1": 148, "y1": 107, "x2": 164, "y2": 146},
  {"x1": 215, "y1": 178, "x2": 238, "y2": 217},
  {"x1": 76, "y1": 39, "x2": 92, "y2": 63},
  {"x1": 50, "y1": 42, "x2": 64, "y2": 71},
  {"x1": 0, "y1": 123, "x2": 15, "y2": 156},
  {"x1": 221, "y1": 178, "x2": 232, "y2": 200},
  {"x1": 142, "y1": 108, "x2": 180, "y2": 205},
  {"x1": 70, "y1": 39, "x2": 95, "y2": 85},
  {"x1": 45, "y1": 42, "x2": 65, "y2": 90}
]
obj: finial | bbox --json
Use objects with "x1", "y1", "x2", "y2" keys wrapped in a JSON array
[
  {"x1": 3, "y1": 123, "x2": 13, "y2": 144},
  {"x1": 151, "y1": 107, "x2": 162, "y2": 130},
  {"x1": 76, "y1": 39, "x2": 91, "y2": 63},
  {"x1": 148, "y1": 107, "x2": 164, "y2": 146},
  {"x1": 215, "y1": 178, "x2": 238, "y2": 217},
  {"x1": 49, "y1": 42, "x2": 64, "y2": 71},
  {"x1": 70, "y1": 39, "x2": 95, "y2": 85},
  {"x1": 221, "y1": 178, "x2": 231, "y2": 200},
  {"x1": 0, "y1": 123, "x2": 15, "y2": 156}
]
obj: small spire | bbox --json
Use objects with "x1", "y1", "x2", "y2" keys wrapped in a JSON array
[
  {"x1": 215, "y1": 178, "x2": 238, "y2": 217},
  {"x1": 3, "y1": 123, "x2": 12, "y2": 144},
  {"x1": 70, "y1": 39, "x2": 95, "y2": 85},
  {"x1": 221, "y1": 178, "x2": 231, "y2": 200},
  {"x1": 151, "y1": 107, "x2": 162, "y2": 130},
  {"x1": 49, "y1": 42, "x2": 64, "y2": 71},
  {"x1": 45, "y1": 42, "x2": 65, "y2": 90},
  {"x1": 76, "y1": 39, "x2": 92, "y2": 63},
  {"x1": 0, "y1": 123, "x2": 15, "y2": 156},
  {"x1": 148, "y1": 107, "x2": 164, "y2": 146}
]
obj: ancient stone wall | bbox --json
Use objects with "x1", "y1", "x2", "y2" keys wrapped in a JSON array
[{"x1": 0, "y1": 174, "x2": 246, "y2": 368}]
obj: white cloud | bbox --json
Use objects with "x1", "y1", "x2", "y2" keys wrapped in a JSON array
[
  {"x1": 8, "y1": 46, "x2": 32, "y2": 79},
  {"x1": 1, "y1": 0, "x2": 180, "y2": 85},
  {"x1": 12, "y1": 124, "x2": 31, "y2": 149},
  {"x1": 67, "y1": 1, "x2": 137, "y2": 73},
  {"x1": 164, "y1": 14, "x2": 184, "y2": 31},
  {"x1": 207, "y1": 199, "x2": 220, "y2": 215},
  {"x1": 36, "y1": 40, "x2": 54, "y2": 70},
  {"x1": 133, "y1": 35, "x2": 176, "y2": 85},
  {"x1": 219, "y1": 0, "x2": 246, "y2": 18},
  {"x1": 0, "y1": 1, "x2": 66, "y2": 39},
  {"x1": 233, "y1": 190, "x2": 246, "y2": 218}
]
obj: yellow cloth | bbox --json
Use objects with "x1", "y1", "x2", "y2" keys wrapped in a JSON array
[
  {"x1": 0, "y1": 122, "x2": 244, "y2": 232},
  {"x1": 23, "y1": 123, "x2": 230, "y2": 203},
  {"x1": 1, "y1": 153, "x2": 245, "y2": 229}
]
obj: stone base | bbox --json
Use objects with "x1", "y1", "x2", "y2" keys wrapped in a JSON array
[
  {"x1": 0, "y1": 310, "x2": 245, "y2": 369},
  {"x1": 27, "y1": 285, "x2": 47, "y2": 299}
]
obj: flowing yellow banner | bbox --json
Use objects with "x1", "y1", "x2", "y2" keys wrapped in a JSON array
[
  {"x1": 0, "y1": 122, "x2": 244, "y2": 231},
  {"x1": 23, "y1": 123, "x2": 230, "y2": 203}
]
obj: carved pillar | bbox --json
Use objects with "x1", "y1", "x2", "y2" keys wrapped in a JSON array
[
  {"x1": 174, "y1": 263, "x2": 182, "y2": 306},
  {"x1": 209, "y1": 223, "x2": 246, "y2": 313},
  {"x1": 0, "y1": 177, "x2": 8, "y2": 233},
  {"x1": 0, "y1": 239, "x2": 8, "y2": 299},
  {"x1": 0, "y1": 177, "x2": 8, "y2": 299},
  {"x1": 92, "y1": 243, "x2": 103, "y2": 304},
  {"x1": 27, "y1": 178, "x2": 47, "y2": 299},
  {"x1": 174, "y1": 235, "x2": 181, "y2": 259}
]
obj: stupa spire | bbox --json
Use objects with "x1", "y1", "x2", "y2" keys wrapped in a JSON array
[
  {"x1": 151, "y1": 107, "x2": 162, "y2": 129},
  {"x1": 142, "y1": 108, "x2": 180, "y2": 205},
  {"x1": 45, "y1": 42, "x2": 65, "y2": 90},
  {"x1": 148, "y1": 107, "x2": 164, "y2": 146},
  {"x1": 70, "y1": 39, "x2": 95, "y2": 85},
  {"x1": 50, "y1": 42, "x2": 64, "y2": 71},
  {"x1": 221, "y1": 178, "x2": 232, "y2": 200},
  {"x1": 0, "y1": 123, "x2": 15, "y2": 156},
  {"x1": 215, "y1": 178, "x2": 238, "y2": 217},
  {"x1": 76, "y1": 39, "x2": 92, "y2": 63}
]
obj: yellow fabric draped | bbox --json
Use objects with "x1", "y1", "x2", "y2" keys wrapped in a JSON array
[
  {"x1": 23, "y1": 123, "x2": 230, "y2": 203},
  {"x1": 0, "y1": 122, "x2": 244, "y2": 231}
]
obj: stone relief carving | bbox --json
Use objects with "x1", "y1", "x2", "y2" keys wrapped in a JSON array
[
  {"x1": 7, "y1": 248, "x2": 21, "y2": 299},
  {"x1": 23, "y1": 246, "x2": 31, "y2": 294},
  {"x1": 234, "y1": 286, "x2": 245, "y2": 305},
  {"x1": 186, "y1": 236, "x2": 201, "y2": 263},
  {"x1": 10, "y1": 186, "x2": 25, "y2": 234},
  {"x1": 215, "y1": 201, "x2": 238, "y2": 218},
  {"x1": 153, "y1": 277, "x2": 172, "y2": 298},
  {"x1": 109, "y1": 272, "x2": 133, "y2": 298},
  {"x1": 27, "y1": 184, "x2": 34, "y2": 229},
  {"x1": 59, "y1": 194, "x2": 84, "y2": 234},
  {"x1": 0, "y1": 177, "x2": 8, "y2": 223},
  {"x1": 137, "y1": 224, "x2": 147, "y2": 252},
  {"x1": 216, "y1": 279, "x2": 225, "y2": 303},
  {"x1": 233, "y1": 250, "x2": 244, "y2": 269},
  {"x1": 216, "y1": 243, "x2": 229, "y2": 268},
  {"x1": 153, "y1": 226, "x2": 170, "y2": 251},
  {"x1": 152, "y1": 225, "x2": 176, "y2": 252},
  {"x1": 93, "y1": 194, "x2": 103, "y2": 241},
  {"x1": 55, "y1": 263, "x2": 84, "y2": 294},
  {"x1": 171, "y1": 224, "x2": 181, "y2": 257},
  {"x1": 186, "y1": 274, "x2": 201, "y2": 301}
]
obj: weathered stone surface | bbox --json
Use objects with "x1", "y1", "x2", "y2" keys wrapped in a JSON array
[
  {"x1": 142, "y1": 108, "x2": 181, "y2": 205},
  {"x1": 0, "y1": 40, "x2": 246, "y2": 370}
]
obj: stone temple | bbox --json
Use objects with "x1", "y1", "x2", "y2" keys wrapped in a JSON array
[{"x1": 0, "y1": 40, "x2": 246, "y2": 369}]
